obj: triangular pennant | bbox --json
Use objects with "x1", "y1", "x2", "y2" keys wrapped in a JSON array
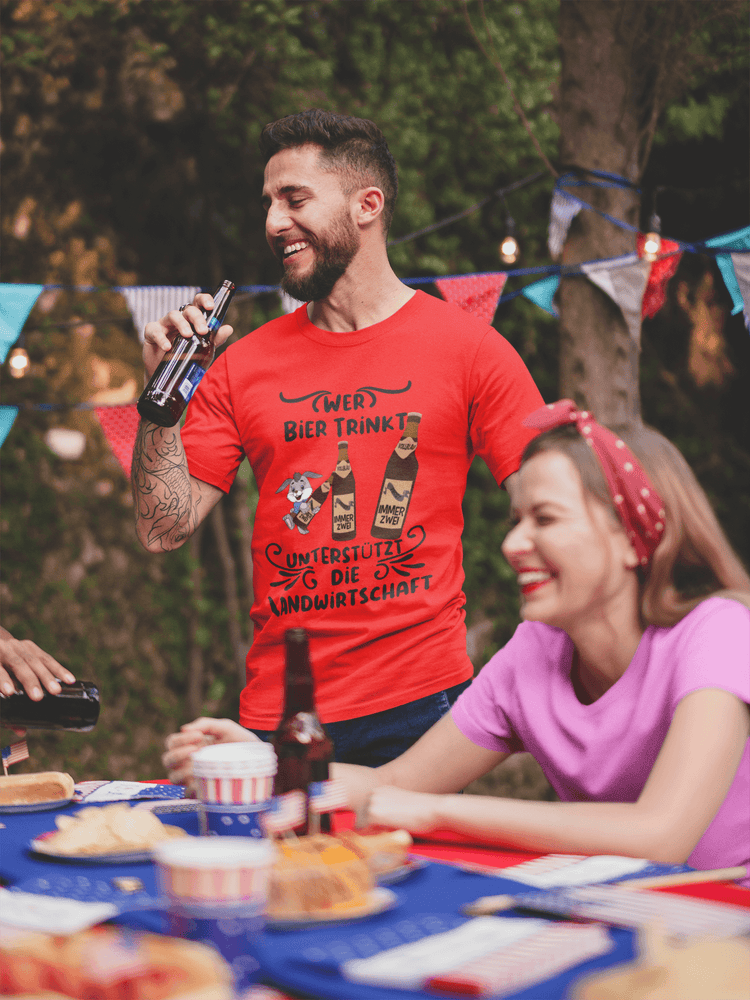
[
  {"x1": 637, "y1": 235, "x2": 683, "y2": 319},
  {"x1": 548, "y1": 189, "x2": 582, "y2": 260},
  {"x1": 0, "y1": 406, "x2": 19, "y2": 448},
  {"x1": 280, "y1": 291, "x2": 305, "y2": 314},
  {"x1": 706, "y1": 226, "x2": 750, "y2": 319},
  {"x1": 435, "y1": 273, "x2": 507, "y2": 324},
  {"x1": 581, "y1": 254, "x2": 651, "y2": 342},
  {"x1": 0, "y1": 284, "x2": 43, "y2": 362},
  {"x1": 120, "y1": 286, "x2": 201, "y2": 343},
  {"x1": 521, "y1": 275, "x2": 560, "y2": 317},
  {"x1": 94, "y1": 404, "x2": 140, "y2": 478}
]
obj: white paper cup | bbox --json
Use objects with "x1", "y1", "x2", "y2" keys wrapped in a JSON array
[
  {"x1": 192, "y1": 741, "x2": 277, "y2": 837},
  {"x1": 154, "y1": 837, "x2": 275, "y2": 991}
]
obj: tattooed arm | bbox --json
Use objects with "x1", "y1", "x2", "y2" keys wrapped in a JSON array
[
  {"x1": 131, "y1": 421, "x2": 223, "y2": 551},
  {"x1": 131, "y1": 292, "x2": 233, "y2": 553}
]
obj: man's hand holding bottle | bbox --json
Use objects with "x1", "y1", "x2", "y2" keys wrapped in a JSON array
[{"x1": 142, "y1": 291, "x2": 234, "y2": 380}]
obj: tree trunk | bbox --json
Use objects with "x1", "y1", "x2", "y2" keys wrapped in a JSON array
[
  {"x1": 186, "y1": 524, "x2": 206, "y2": 719},
  {"x1": 210, "y1": 500, "x2": 247, "y2": 689},
  {"x1": 557, "y1": 1, "x2": 646, "y2": 426}
]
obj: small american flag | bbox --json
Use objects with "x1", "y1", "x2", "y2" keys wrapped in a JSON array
[
  {"x1": 308, "y1": 778, "x2": 349, "y2": 814},
  {"x1": 263, "y1": 790, "x2": 306, "y2": 834},
  {"x1": 2, "y1": 739, "x2": 29, "y2": 774}
]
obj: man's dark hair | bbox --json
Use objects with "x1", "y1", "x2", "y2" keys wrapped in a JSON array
[{"x1": 259, "y1": 109, "x2": 398, "y2": 234}]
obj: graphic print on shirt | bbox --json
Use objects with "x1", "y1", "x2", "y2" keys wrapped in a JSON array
[
  {"x1": 331, "y1": 441, "x2": 356, "y2": 540},
  {"x1": 266, "y1": 384, "x2": 431, "y2": 619},
  {"x1": 371, "y1": 412, "x2": 421, "y2": 539},
  {"x1": 275, "y1": 471, "x2": 334, "y2": 535}
]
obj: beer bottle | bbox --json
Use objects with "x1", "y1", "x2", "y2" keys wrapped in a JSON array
[
  {"x1": 294, "y1": 474, "x2": 334, "y2": 532},
  {"x1": 0, "y1": 680, "x2": 100, "y2": 732},
  {"x1": 371, "y1": 412, "x2": 422, "y2": 539},
  {"x1": 137, "y1": 279, "x2": 236, "y2": 427},
  {"x1": 271, "y1": 628, "x2": 334, "y2": 835},
  {"x1": 331, "y1": 441, "x2": 356, "y2": 541}
]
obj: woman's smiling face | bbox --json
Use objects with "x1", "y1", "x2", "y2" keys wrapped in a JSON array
[{"x1": 502, "y1": 450, "x2": 638, "y2": 632}]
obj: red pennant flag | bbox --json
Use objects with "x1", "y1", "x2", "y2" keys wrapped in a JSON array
[
  {"x1": 435, "y1": 273, "x2": 507, "y2": 325},
  {"x1": 638, "y1": 235, "x2": 682, "y2": 319},
  {"x1": 94, "y1": 404, "x2": 140, "y2": 478}
]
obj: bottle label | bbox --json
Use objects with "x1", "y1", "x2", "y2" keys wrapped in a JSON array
[
  {"x1": 395, "y1": 437, "x2": 417, "y2": 460},
  {"x1": 332, "y1": 491, "x2": 355, "y2": 535},
  {"x1": 178, "y1": 363, "x2": 206, "y2": 401},
  {"x1": 373, "y1": 478, "x2": 413, "y2": 530}
]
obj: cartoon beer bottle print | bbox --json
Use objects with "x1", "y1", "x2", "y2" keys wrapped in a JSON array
[
  {"x1": 331, "y1": 441, "x2": 356, "y2": 540},
  {"x1": 371, "y1": 412, "x2": 421, "y2": 539},
  {"x1": 294, "y1": 474, "x2": 334, "y2": 532}
]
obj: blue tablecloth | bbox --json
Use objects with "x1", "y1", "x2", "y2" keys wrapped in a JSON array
[{"x1": 0, "y1": 802, "x2": 638, "y2": 999}]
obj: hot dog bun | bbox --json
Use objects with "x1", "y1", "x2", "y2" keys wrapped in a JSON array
[{"x1": 0, "y1": 771, "x2": 74, "y2": 806}]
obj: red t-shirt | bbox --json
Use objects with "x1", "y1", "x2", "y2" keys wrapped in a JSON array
[{"x1": 181, "y1": 291, "x2": 543, "y2": 727}]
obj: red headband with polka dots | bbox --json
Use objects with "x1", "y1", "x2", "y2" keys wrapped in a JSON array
[{"x1": 523, "y1": 399, "x2": 666, "y2": 566}]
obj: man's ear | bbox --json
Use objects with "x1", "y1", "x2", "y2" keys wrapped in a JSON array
[{"x1": 355, "y1": 186, "x2": 385, "y2": 228}]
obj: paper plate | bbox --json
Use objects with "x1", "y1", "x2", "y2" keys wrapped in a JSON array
[
  {"x1": 376, "y1": 855, "x2": 429, "y2": 885},
  {"x1": 266, "y1": 887, "x2": 398, "y2": 931},
  {"x1": 0, "y1": 797, "x2": 73, "y2": 815},
  {"x1": 29, "y1": 831, "x2": 151, "y2": 865}
]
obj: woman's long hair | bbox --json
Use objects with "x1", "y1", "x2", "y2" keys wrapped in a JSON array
[{"x1": 521, "y1": 423, "x2": 750, "y2": 626}]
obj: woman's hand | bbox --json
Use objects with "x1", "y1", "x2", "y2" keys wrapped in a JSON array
[
  {"x1": 162, "y1": 717, "x2": 258, "y2": 789},
  {"x1": 362, "y1": 785, "x2": 444, "y2": 835}
]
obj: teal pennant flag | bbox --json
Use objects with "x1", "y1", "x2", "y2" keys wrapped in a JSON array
[
  {"x1": 0, "y1": 284, "x2": 43, "y2": 363},
  {"x1": 0, "y1": 406, "x2": 19, "y2": 449},
  {"x1": 705, "y1": 226, "x2": 750, "y2": 318},
  {"x1": 521, "y1": 275, "x2": 560, "y2": 317}
]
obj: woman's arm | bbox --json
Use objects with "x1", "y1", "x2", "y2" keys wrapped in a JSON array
[
  {"x1": 332, "y1": 712, "x2": 511, "y2": 813},
  {"x1": 365, "y1": 688, "x2": 749, "y2": 863}
]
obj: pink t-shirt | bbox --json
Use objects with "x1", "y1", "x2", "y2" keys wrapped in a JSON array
[
  {"x1": 181, "y1": 291, "x2": 543, "y2": 728},
  {"x1": 451, "y1": 596, "x2": 750, "y2": 877}
]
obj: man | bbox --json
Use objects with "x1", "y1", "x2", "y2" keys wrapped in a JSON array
[{"x1": 134, "y1": 110, "x2": 543, "y2": 771}]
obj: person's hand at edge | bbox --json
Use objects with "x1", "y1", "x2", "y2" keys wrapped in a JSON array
[{"x1": 162, "y1": 717, "x2": 258, "y2": 788}]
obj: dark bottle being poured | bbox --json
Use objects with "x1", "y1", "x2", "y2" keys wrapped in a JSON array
[
  {"x1": 137, "y1": 279, "x2": 236, "y2": 427},
  {"x1": 271, "y1": 628, "x2": 334, "y2": 835},
  {"x1": 0, "y1": 680, "x2": 100, "y2": 732}
]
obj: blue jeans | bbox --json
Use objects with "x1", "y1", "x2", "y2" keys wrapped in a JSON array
[{"x1": 248, "y1": 679, "x2": 472, "y2": 768}]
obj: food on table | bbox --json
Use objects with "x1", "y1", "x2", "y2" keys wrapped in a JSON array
[
  {"x1": 34, "y1": 803, "x2": 189, "y2": 856},
  {"x1": 337, "y1": 828, "x2": 413, "y2": 875},
  {"x1": 0, "y1": 771, "x2": 75, "y2": 806},
  {"x1": 267, "y1": 833, "x2": 373, "y2": 918},
  {"x1": 0, "y1": 923, "x2": 233, "y2": 999}
]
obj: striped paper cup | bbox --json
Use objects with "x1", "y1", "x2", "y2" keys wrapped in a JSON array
[
  {"x1": 153, "y1": 837, "x2": 276, "y2": 993},
  {"x1": 192, "y1": 741, "x2": 277, "y2": 837}
]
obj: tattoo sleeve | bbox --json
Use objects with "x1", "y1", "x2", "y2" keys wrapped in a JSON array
[{"x1": 131, "y1": 421, "x2": 212, "y2": 551}]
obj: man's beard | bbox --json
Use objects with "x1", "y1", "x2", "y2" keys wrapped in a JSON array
[{"x1": 280, "y1": 211, "x2": 360, "y2": 302}]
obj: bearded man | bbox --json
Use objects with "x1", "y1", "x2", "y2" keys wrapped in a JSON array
[{"x1": 133, "y1": 109, "x2": 543, "y2": 771}]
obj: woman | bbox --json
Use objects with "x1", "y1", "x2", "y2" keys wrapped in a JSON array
[{"x1": 163, "y1": 401, "x2": 750, "y2": 877}]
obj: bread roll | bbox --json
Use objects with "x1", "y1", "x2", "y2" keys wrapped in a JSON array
[{"x1": 0, "y1": 772, "x2": 74, "y2": 806}]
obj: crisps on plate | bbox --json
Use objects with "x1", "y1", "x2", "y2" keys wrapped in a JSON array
[{"x1": 36, "y1": 803, "x2": 189, "y2": 856}]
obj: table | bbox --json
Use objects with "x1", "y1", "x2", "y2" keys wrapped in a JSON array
[{"x1": 1, "y1": 801, "x2": 748, "y2": 1000}]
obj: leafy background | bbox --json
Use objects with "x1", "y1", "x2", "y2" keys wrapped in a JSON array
[{"x1": 1, "y1": 0, "x2": 747, "y2": 798}]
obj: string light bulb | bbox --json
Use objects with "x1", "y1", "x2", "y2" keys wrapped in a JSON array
[
  {"x1": 643, "y1": 213, "x2": 662, "y2": 263},
  {"x1": 8, "y1": 346, "x2": 29, "y2": 379},
  {"x1": 499, "y1": 216, "x2": 519, "y2": 264}
]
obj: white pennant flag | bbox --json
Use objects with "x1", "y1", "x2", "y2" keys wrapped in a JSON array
[
  {"x1": 728, "y1": 252, "x2": 750, "y2": 329},
  {"x1": 280, "y1": 290, "x2": 305, "y2": 314},
  {"x1": 581, "y1": 254, "x2": 651, "y2": 343},
  {"x1": 120, "y1": 286, "x2": 201, "y2": 343},
  {"x1": 548, "y1": 189, "x2": 582, "y2": 260}
]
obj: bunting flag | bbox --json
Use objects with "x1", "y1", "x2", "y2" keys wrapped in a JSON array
[
  {"x1": 638, "y1": 236, "x2": 683, "y2": 320},
  {"x1": 120, "y1": 286, "x2": 201, "y2": 343},
  {"x1": 280, "y1": 291, "x2": 305, "y2": 314},
  {"x1": 521, "y1": 275, "x2": 560, "y2": 317},
  {"x1": 0, "y1": 283, "x2": 43, "y2": 362},
  {"x1": 705, "y1": 226, "x2": 750, "y2": 326},
  {"x1": 94, "y1": 404, "x2": 140, "y2": 478},
  {"x1": 0, "y1": 406, "x2": 19, "y2": 448},
  {"x1": 581, "y1": 253, "x2": 651, "y2": 343},
  {"x1": 547, "y1": 189, "x2": 582, "y2": 260},
  {"x1": 435, "y1": 273, "x2": 507, "y2": 324}
]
